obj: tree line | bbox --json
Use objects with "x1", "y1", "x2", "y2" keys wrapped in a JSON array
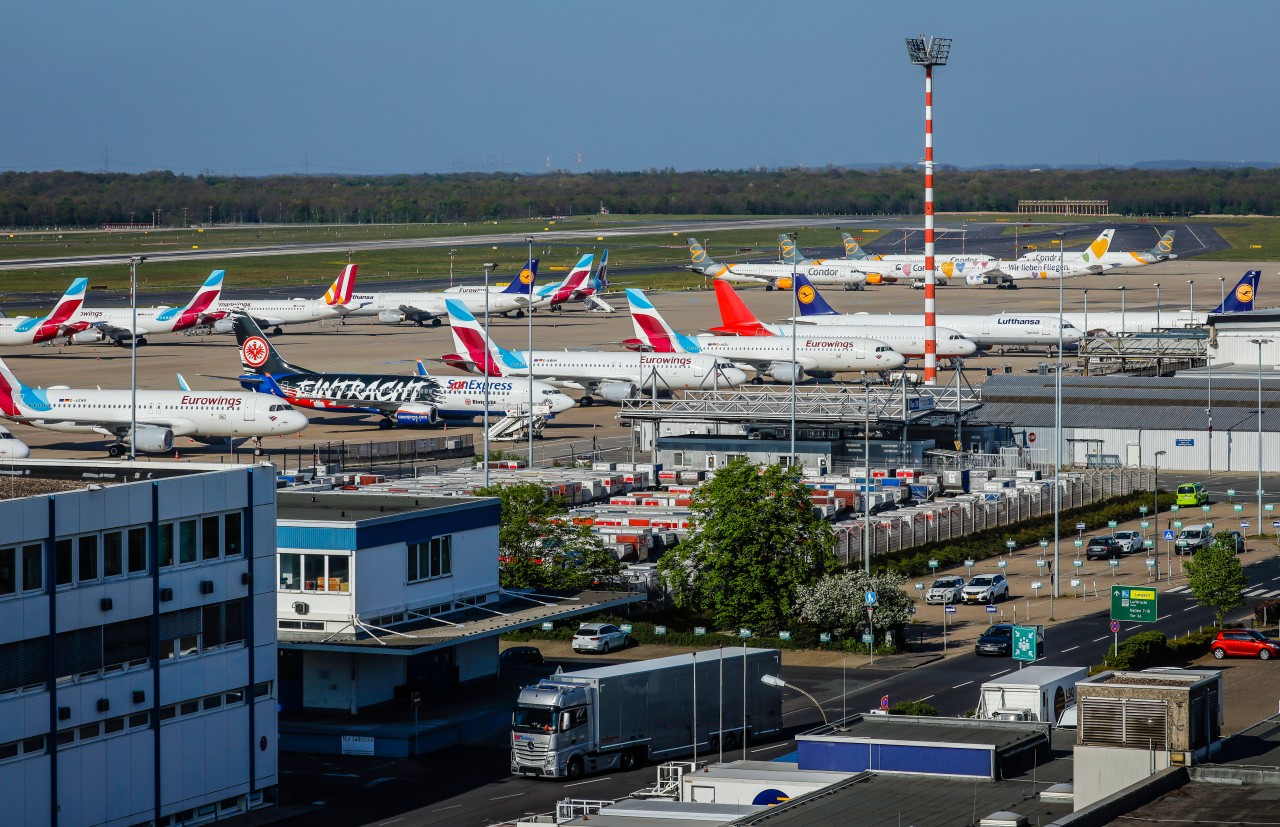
[{"x1": 1, "y1": 166, "x2": 1278, "y2": 228}]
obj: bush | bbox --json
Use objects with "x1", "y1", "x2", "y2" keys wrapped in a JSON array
[
  {"x1": 1255, "y1": 599, "x2": 1280, "y2": 628},
  {"x1": 890, "y1": 700, "x2": 939, "y2": 717},
  {"x1": 1101, "y1": 627, "x2": 1219, "y2": 670}
]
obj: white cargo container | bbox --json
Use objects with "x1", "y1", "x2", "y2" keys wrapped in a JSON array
[{"x1": 976, "y1": 665, "x2": 1088, "y2": 724}]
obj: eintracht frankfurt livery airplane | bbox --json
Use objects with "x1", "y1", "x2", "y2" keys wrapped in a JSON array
[
  {"x1": 687, "y1": 239, "x2": 866, "y2": 291},
  {"x1": 441, "y1": 299, "x2": 748, "y2": 406},
  {"x1": 210, "y1": 264, "x2": 360, "y2": 335},
  {"x1": 71, "y1": 270, "x2": 227, "y2": 346},
  {"x1": 0, "y1": 278, "x2": 91, "y2": 346},
  {"x1": 0, "y1": 356, "x2": 307, "y2": 456}
]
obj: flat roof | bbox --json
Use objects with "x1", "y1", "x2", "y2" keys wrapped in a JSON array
[
  {"x1": 687, "y1": 761, "x2": 855, "y2": 786},
  {"x1": 553, "y1": 648, "x2": 777, "y2": 681},
  {"x1": 979, "y1": 665, "x2": 1088, "y2": 687},
  {"x1": 799, "y1": 714, "x2": 1048, "y2": 753},
  {"x1": 1102, "y1": 766, "x2": 1280, "y2": 827},
  {"x1": 1217, "y1": 715, "x2": 1280, "y2": 768},
  {"x1": 0, "y1": 458, "x2": 255, "y2": 499},
  {"x1": 277, "y1": 491, "x2": 491, "y2": 523}
]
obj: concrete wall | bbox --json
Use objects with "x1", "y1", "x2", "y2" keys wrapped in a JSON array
[
  {"x1": 353, "y1": 656, "x2": 405, "y2": 710},
  {"x1": 1022, "y1": 425, "x2": 1280, "y2": 473},
  {"x1": 455, "y1": 638, "x2": 499, "y2": 683},
  {"x1": 303, "y1": 651, "x2": 355, "y2": 712},
  {"x1": 1073, "y1": 744, "x2": 1171, "y2": 810}
]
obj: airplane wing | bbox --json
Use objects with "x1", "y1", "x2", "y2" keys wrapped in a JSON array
[
  {"x1": 89, "y1": 321, "x2": 152, "y2": 342},
  {"x1": 91, "y1": 417, "x2": 201, "y2": 438}
]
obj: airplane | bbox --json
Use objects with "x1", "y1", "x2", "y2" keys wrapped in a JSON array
[
  {"x1": 341, "y1": 261, "x2": 537, "y2": 326},
  {"x1": 785, "y1": 274, "x2": 1084, "y2": 348},
  {"x1": 0, "y1": 355, "x2": 308, "y2": 457},
  {"x1": 778, "y1": 234, "x2": 895, "y2": 286},
  {"x1": 623, "y1": 289, "x2": 905, "y2": 383},
  {"x1": 686, "y1": 238, "x2": 867, "y2": 291},
  {"x1": 708, "y1": 279, "x2": 978, "y2": 359},
  {"x1": 838, "y1": 232, "x2": 998, "y2": 287},
  {"x1": 442, "y1": 258, "x2": 540, "y2": 312},
  {"x1": 441, "y1": 299, "x2": 748, "y2": 406},
  {"x1": 209, "y1": 264, "x2": 360, "y2": 335},
  {"x1": 0, "y1": 278, "x2": 92, "y2": 346},
  {"x1": 980, "y1": 230, "x2": 1117, "y2": 285},
  {"x1": 0, "y1": 426, "x2": 29, "y2": 459},
  {"x1": 1094, "y1": 229, "x2": 1178, "y2": 270},
  {"x1": 226, "y1": 311, "x2": 574, "y2": 427},
  {"x1": 1062, "y1": 270, "x2": 1260, "y2": 335},
  {"x1": 70, "y1": 270, "x2": 227, "y2": 346}
]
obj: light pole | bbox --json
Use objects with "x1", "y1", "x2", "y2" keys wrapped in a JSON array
[
  {"x1": 761, "y1": 674, "x2": 827, "y2": 726},
  {"x1": 1251, "y1": 338, "x2": 1272, "y2": 538},
  {"x1": 1155, "y1": 283, "x2": 1161, "y2": 330},
  {"x1": 1053, "y1": 232, "x2": 1064, "y2": 597},
  {"x1": 1120, "y1": 286, "x2": 1126, "y2": 334},
  {"x1": 905, "y1": 34, "x2": 952, "y2": 387},
  {"x1": 1154, "y1": 450, "x2": 1166, "y2": 573},
  {"x1": 483, "y1": 262, "x2": 496, "y2": 487},
  {"x1": 789, "y1": 232, "x2": 798, "y2": 465},
  {"x1": 1188, "y1": 279, "x2": 1194, "y2": 318},
  {"x1": 1082, "y1": 289, "x2": 1089, "y2": 360},
  {"x1": 449, "y1": 248, "x2": 456, "y2": 287},
  {"x1": 128, "y1": 255, "x2": 146, "y2": 461},
  {"x1": 864, "y1": 384, "x2": 872, "y2": 573},
  {"x1": 1219, "y1": 276, "x2": 1226, "y2": 310},
  {"x1": 526, "y1": 236, "x2": 536, "y2": 469}
]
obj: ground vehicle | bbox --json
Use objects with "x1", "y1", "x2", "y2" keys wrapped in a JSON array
[
  {"x1": 1176, "y1": 482, "x2": 1208, "y2": 506},
  {"x1": 1175, "y1": 525, "x2": 1214, "y2": 555},
  {"x1": 974, "y1": 623, "x2": 1043, "y2": 657},
  {"x1": 500, "y1": 646, "x2": 545, "y2": 666},
  {"x1": 1112, "y1": 530, "x2": 1142, "y2": 554},
  {"x1": 1211, "y1": 629, "x2": 1280, "y2": 660},
  {"x1": 1085, "y1": 537, "x2": 1124, "y2": 560},
  {"x1": 1222, "y1": 530, "x2": 1246, "y2": 554},
  {"x1": 571, "y1": 623, "x2": 629, "y2": 654},
  {"x1": 962, "y1": 574, "x2": 1009, "y2": 604},
  {"x1": 976, "y1": 665, "x2": 1087, "y2": 722},
  {"x1": 510, "y1": 649, "x2": 782, "y2": 779},
  {"x1": 925, "y1": 575, "x2": 966, "y2": 605}
]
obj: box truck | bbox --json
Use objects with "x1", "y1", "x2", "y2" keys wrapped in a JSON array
[
  {"x1": 975, "y1": 665, "x2": 1088, "y2": 724},
  {"x1": 510, "y1": 648, "x2": 782, "y2": 779}
]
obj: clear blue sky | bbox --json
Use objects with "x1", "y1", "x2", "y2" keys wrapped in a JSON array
[{"x1": 3, "y1": 0, "x2": 1276, "y2": 175}]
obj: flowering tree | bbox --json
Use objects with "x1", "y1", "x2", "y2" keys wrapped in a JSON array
[{"x1": 796, "y1": 569, "x2": 913, "y2": 638}]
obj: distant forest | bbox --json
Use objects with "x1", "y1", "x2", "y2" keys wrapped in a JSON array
[{"x1": 1, "y1": 167, "x2": 1278, "y2": 228}]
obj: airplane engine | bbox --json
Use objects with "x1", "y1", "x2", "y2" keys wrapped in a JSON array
[
  {"x1": 126, "y1": 425, "x2": 174, "y2": 454},
  {"x1": 766, "y1": 362, "x2": 806, "y2": 383},
  {"x1": 71, "y1": 329, "x2": 106, "y2": 344},
  {"x1": 212, "y1": 318, "x2": 236, "y2": 334},
  {"x1": 393, "y1": 404, "x2": 438, "y2": 426},
  {"x1": 965, "y1": 274, "x2": 986, "y2": 286},
  {"x1": 775, "y1": 277, "x2": 793, "y2": 290},
  {"x1": 865, "y1": 273, "x2": 882, "y2": 285},
  {"x1": 597, "y1": 381, "x2": 639, "y2": 403},
  {"x1": 378, "y1": 310, "x2": 406, "y2": 324}
]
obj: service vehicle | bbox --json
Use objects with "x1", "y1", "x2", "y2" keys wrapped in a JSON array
[
  {"x1": 1174, "y1": 525, "x2": 1214, "y2": 555},
  {"x1": 1211, "y1": 629, "x2": 1280, "y2": 660},
  {"x1": 510, "y1": 648, "x2": 782, "y2": 779},
  {"x1": 925, "y1": 575, "x2": 966, "y2": 605},
  {"x1": 975, "y1": 665, "x2": 1087, "y2": 723},
  {"x1": 571, "y1": 622, "x2": 629, "y2": 654},
  {"x1": 961, "y1": 573, "x2": 1009, "y2": 604},
  {"x1": 1176, "y1": 482, "x2": 1208, "y2": 506},
  {"x1": 1085, "y1": 537, "x2": 1124, "y2": 560}
]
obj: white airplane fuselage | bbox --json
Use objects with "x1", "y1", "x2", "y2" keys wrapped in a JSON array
[{"x1": 794, "y1": 313, "x2": 1082, "y2": 348}]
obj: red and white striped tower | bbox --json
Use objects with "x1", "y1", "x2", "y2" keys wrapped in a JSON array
[{"x1": 905, "y1": 36, "x2": 951, "y2": 386}]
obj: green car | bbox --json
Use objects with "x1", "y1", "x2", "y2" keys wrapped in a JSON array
[{"x1": 1176, "y1": 482, "x2": 1208, "y2": 506}]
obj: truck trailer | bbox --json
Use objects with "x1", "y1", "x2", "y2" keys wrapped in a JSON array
[
  {"x1": 510, "y1": 648, "x2": 783, "y2": 779},
  {"x1": 976, "y1": 665, "x2": 1088, "y2": 723}
]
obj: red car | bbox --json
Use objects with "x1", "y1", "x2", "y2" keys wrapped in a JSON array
[{"x1": 1211, "y1": 629, "x2": 1280, "y2": 660}]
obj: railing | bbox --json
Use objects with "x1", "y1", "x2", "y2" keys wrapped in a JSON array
[{"x1": 204, "y1": 435, "x2": 475, "y2": 476}]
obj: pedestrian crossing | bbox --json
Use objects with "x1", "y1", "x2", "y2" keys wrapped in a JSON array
[{"x1": 1163, "y1": 585, "x2": 1280, "y2": 598}]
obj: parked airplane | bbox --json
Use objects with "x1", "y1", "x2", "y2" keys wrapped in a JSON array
[
  {"x1": 776, "y1": 234, "x2": 889, "y2": 285},
  {"x1": 443, "y1": 258, "x2": 543, "y2": 316},
  {"x1": 210, "y1": 264, "x2": 359, "y2": 335},
  {"x1": 786, "y1": 275, "x2": 1083, "y2": 348},
  {"x1": 441, "y1": 299, "x2": 748, "y2": 406},
  {"x1": 71, "y1": 270, "x2": 226, "y2": 346},
  {"x1": 837, "y1": 233, "x2": 998, "y2": 287},
  {"x1": 0, "y1": 278, "x2": 91, "y2": 346},
  {"x1": 624, "y1": 289, "x2": 904, "y2": 382},
  {"x1": 342, "y1": 261, "x2": 537, "y2": 326},
  {"x1": 227, "y1": 312, "x2": 573, "y2": 427},
  {"x1": 1094, "y1": 229, "x2": 1178, "y2": 270},
  {"x1": 0, "y1": 426, "x2": 29, "y2": 458},
  {"x1": 982, "y1": 230, "x2": 1116, "y2": 284},
  {"x1": 708, "y1": 279, "x2": 978, "y2": 359},
  {"x1": 0, "y1": 356, "x2": 307, "y2": 457},
  {"x1": 1063, "y1": 270, "x2": 1260, "y2": 335},
  {"x1": 687, "y1": 238, "x2": 866, "y2": 291}
]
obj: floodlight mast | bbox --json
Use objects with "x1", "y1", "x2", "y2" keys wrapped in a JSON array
[{"x1": 905, "y1": 35, "x2": 951, "y2": 387}]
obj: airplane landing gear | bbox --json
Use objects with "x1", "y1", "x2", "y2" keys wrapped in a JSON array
[
  {"x1": 272, "y1": 326, "x2": 284, "y2": 335},
  {"x1": 108, "y1": 444, "x2": 124, "y2": 458}
]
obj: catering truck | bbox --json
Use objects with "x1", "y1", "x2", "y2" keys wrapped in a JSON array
[
  {"x1": 975, "y1": 665, "x2": 1088, "y2": 724},
  {"x1": 511, "y1": 648, "x2": 782, "y2": 779}
]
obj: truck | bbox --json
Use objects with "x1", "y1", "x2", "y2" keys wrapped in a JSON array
[
  {"x1": 975, "y1": 665, "x2": 1088, "y2": 724},
  {"x1": 510, "y1": 648, "x2": 783, "y2": 779}
]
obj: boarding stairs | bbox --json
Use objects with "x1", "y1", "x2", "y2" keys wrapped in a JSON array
[{"x1": 486, "y1": 404, "x2": 552, "y2": 442}]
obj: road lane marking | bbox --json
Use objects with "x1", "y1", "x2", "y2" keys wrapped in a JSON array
[
  {"x1": 323, "y1": 773, "x2": 358, "y2": 778},
  {"x1": 916, "y1": 695, "x2": 935, "y2": 702},
  {"x1": 564, "y1": 778, "x2": 608, "y2": 788},
  {"x1": 1061, "y1": 646, "x2": 1079, "y2": 652},
  {"x1": 1183, "y1": 606, "x2": 1197, "y2": 612},
  {"x1": 1158, "y1": 614, "x2": 1172, "y2": 621},
  {"x1": 1125, "y1": 625, "x2": 1142, "y2": 631},
  {"x1": 990, "y1": 669, "x2": 1011, "y2": 678},
  {"x1": 489, "y1": 792, "x2": 526, "y2": 800},
  {"x1": 952, "y1": 681, "x2": 973, "y2": 689},
  {"x1": 429, "y1": 805, "x2": 461, "y2": 813},
  {"x1": 751, "y1": 745, "x2": 787, "y2": 754},
  {"x1": 1093, "y1": 636, "x2": 1108, "y2": 642},
  {"x1": 377, "y1": 819, "x2": 405, "y2": 826}
]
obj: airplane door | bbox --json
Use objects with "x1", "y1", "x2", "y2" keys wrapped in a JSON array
[
  {"x1": 244, "y1": 395, "x2": 256, "y2": 421},
  {"x1": 311, "y1": 303, "x2": 321, "y2": 317}
]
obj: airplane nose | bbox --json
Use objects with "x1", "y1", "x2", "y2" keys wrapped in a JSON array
[
  {"x1": 959, "y1": 339, "x2": 978, "y2": 356},
  {"x1": 886, "y1": 351, "x2": 908, "y2": 368},
  {"x1": 280, "y1": 411, "x2": 309, "y2": 434},
  {"x1": 720, "y1": 367, "x2": 748, "y2": 387},
  {"x1": 552, "y1": 393, "x2": 575, "y2": 413}
]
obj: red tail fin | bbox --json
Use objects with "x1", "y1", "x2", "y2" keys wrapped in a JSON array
[{"x1": 710, "y1": 280, "x2": 772, "y2": 336}]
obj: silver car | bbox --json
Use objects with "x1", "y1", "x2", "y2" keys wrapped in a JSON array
[
  {"x1": 571, "y1": 622, "x2": 628, "y2": 654},
  {"x1": 925, "y1": 575, "x2": 966, "y2": 605},
  {"x1": 1112, "y1": 530, "x2": 1142, "y2": 554}
]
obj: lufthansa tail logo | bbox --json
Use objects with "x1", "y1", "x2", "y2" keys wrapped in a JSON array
[
  {"x1": 519, "y1": 268, "x2": 534, "y2": 285},
  {"x1": 1236, "y1": 283, "x2": 1255, "y2": 303},
  {"x1": 797, "y1": 285, "x2": 815, "y2": 305}
]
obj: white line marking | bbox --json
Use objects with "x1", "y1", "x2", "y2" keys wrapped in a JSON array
[
  {"x1": 563, "y1": 778, "x2": 608, "y2": 788},
  {"x1": 990, "y1": 669, "x2": 1011, "y2": 678},
  {"x1": 1093, "y1": 636, "x2": 1108, "y2": 642},
  {"x1": 323, "y1": 773, "x2": 358, "y2": 778},
  {"x1": 751, "y1": 745, "x2": 786, "y2": 754},
  {"x1": 1061, "y1": 645, "x2": 1079, "y2": 652},
  {"x1": 489, "y1": 792, "x2": 526, "y2": 800},
  {"x1": 1126, "y1": 625, "x2": 1142, "y2": 631},
  {"x1": 951, "y1": 681, "x2": 973, "y2": 689},
  {"x1": 916, "y1": 695, "x2": 935, "y2": 702},
  {"x1": 430, "y1": 805, "x2": 461, "y2": 813},
  {"x1": 365, "y1": 778, "x2": 394, "y2": 788},
  {"x1": 1183, "y1": 606, "x2": 1197, "y2": 612},
  {"x1": 378, "y1": 819, "x2": 405, "y2": 826}
]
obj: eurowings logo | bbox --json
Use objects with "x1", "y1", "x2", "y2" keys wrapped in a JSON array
[
  {"x1": 324, "y1": 264, "x2": 358, "y2": 305},
  {"x1": 797, "y1": 285, "x2": 816, "y2": 305},
  {"x1": 1236, "y1": 283, "x2": 1255, "y2": 304},
  {"x1": 452, "y1": 327, "x2": 502, "y2": 376},
  {"x1": 242, "y1": 336, "x2": 270, "y2": 368}
]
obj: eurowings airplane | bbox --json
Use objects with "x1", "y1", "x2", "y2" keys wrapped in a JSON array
[
  {"x1": 210, "y1": 264, "x2": 360, "y2": 334},
  {"x1": 686, "y1": 238, "x2": 866, "y2": 291},
  {"x1": 227, "y1": 312, "x2": 573, "y2": 426},
  {"x1": 0, "y1": 356, "x2": 308, "y2": 457},
  {"x1": 441, "y1": 299, "x2": 748, "y2": 406},
  {"x1": 1062, "y1": 270, "x2": 1260, "y2": 335},
  {"x1": 0, "y1": 278, "x2": 92, "y2": 346},
  {"x1": 341, "y1": 262, "x2": 536, "y2": 326},
  {"x1": 708, "y1": 279, "x2": 977, "y2": 359},
  {"x1": 71, "y1": 270, "x2": 226, "y2": 346},
  {"x1": 624, "y1": 289, "x2": 904, "y2": 382}
]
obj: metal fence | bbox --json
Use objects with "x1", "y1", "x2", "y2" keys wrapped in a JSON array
[{"x1": 209, "y1": 435, "x2": 475, "y2": 477}]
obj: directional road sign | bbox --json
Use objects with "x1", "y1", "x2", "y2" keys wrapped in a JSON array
[{"x1": 1111, "y1": 585, "x2": 1158, "y2": 623}]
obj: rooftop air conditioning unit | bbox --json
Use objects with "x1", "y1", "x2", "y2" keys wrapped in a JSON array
[{"x1": 293, "y1": 602, "x2": 310, "y2": 616}]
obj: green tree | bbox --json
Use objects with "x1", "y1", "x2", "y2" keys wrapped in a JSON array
[
  {"x1": 474, "y1": 482, "x2": 620, "y2": 591},
  {"x1": 1184, "y1": 532, "x2": 1249, "y2": 624},
  {"x1": 796, "y1": 570, "x2": 913, "y2": 638},
  {"x1": 889, "y1": 700, "x2": 938, "y2": 716},
  {"x1": 657, "y1": 458, "x2": 837, "y2": 630}
]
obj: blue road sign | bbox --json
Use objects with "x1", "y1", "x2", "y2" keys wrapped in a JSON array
[
  {"x1": 985, "y1": 605, "x2": 998, "y2": 614},
  {"x1": 864, "y1": 591, "x2": 878, "y2": 606},
  {"x1": 1163, "y1": 529, "x2": 1176, "y2": 541},
  {"x1": 945, "y1": 605, "x2": 957, "y2": 614}
]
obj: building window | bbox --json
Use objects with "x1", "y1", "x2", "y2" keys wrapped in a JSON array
[
  {"x1": 127, "y1": 528, "x2": 147, "y2": 574},
  {"x1": 21, "y1": 736, "x2": 45, "y2": 756},
  {"x1": 0, "y1": 548, "x2": 13, "y2": 596},
  {"x1": 103, "y1": 618, "x2": 150, "y2": 670},
  {"x1": 21, "y1": 544, "x2": 41, "y2": 592},
  {"x1": 407, "y1": 536, "x2": 452, "y2": 582},
  {"x1": 179, "y1": 520, "x2": 198, "y2": 565},
  {"x1": 327, "y1": 555, "x2": 349, "y2": 592},
  {"x1": 158, "y1": 523, "x2": 175, "y2": 568},
  {"x1": 303, "y1": 554, "x2": 324, "y2": 590},
  {"x1": 55, "y1": 539, "x2": 73, "y2": 587},
  {"x1": 104, "y1": 717, "x2": 125, "y2": 734},
  {"x1": 128, "y1": 712, "x2": 149, "y2": 729},
  {"x1": 279, "y1": 554, "x2": 301, "y2": 590},
  {"x1": 202, "y1": 516, "x2": 220, "y2": 561},
  {"x1": 103, "y1": 531, "x2": 124, "y2": 578},
  {"x1": 78, "y1": 536, "x2": 98, "y2": 582},
  {"x1": 202, "y1": 599, "x2": 246, "y2": 650},
  {"x1": 224, "y1": 512, "x2": 243, "y2": 557}
]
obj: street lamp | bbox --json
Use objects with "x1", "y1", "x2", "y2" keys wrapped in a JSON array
[
  {"x1": 1053, "y1": 232, "x2": 1065, "y2": 597},
  {"x1": 761, "y1": 673, "x2": 828, "y2": 726},
  {"x1": 1251, "y1": 338, "x2": 1272, "y2": 538},
  {"x1": 483, "y1": 262, "x2": 496, "y2": 487},
  {"x1": 1119, "y1": 286, "x2": 1127, "y2": 334},
  {"x1": 789, "y1": 232, "x2": 798, "y2": 465},
  {"x1": 1154, "y1": 450, "x2": 1166, "y2": 573},
  {"x1": 1155, "y1": 283, "x2": 1161, "y2": 329},
  {"x1": 1188, "y1": 279, "x2": 1194, "y2": 318},
  {"x1": 526, "y1": 236, "x2": 536, "y2": 469},
  {"x1": 128, "y1": 255, "x2": 146, "y2": 461}
]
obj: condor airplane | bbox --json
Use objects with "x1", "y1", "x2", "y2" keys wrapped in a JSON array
[
  {"x1": 210, "y1": 264, "x2": 360, "y2": 335},
  {"x1": 1094, "y1": 229, "x2": 1178, "y2": 270},
  {"x1": 442, "y1": 300, "x2": 748, "y2": 406},
  {"x1": 227, "y1": 312, "x2": 573, "y2": 427},
  {"x1": 71, "y1": 270, "x2": 226, "y2": 346},
  {"x1": 982, "y1": 230, "x2": 1117, "y2": 284},
  {"x1": 837, "y1": 233, "x2": 998, "y2": 287},
  {"x1": 342, "y1": 262, "x2": 536, "y2": 326},
  {"x1": 786, "y1": 274, "x2": 1083, "y2": 348},
  {"x1": 709, "y1": 280, "x2": 977, "y2": 359},
  {"x1": 624, "y1": 289, "x2": 904, "y2": 382},
  {"x1": 1063, "y1": 270, "x2": 1260, "y2": 335},
  {"x1": 0, "y1": 278, "x2": 91, "y2": 346},
  {"x1": 0, "y1": 356, "x2": 307, "y2": 457},
  {"x1": 687, "y1": 239, "x2": 867, "y2": 291}
]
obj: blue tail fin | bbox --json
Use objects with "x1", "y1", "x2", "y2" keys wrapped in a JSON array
[
  {"x1": 415, "y1": 359, "x2": 430, "y2": 377},
  {"x1": 1211, "y1": 271, "x2": 1261, "y2": 314},
  {"x1": 499, "y1": 259, "x2": 538, "y2": 295},
  {"x1": 793, "y1": 273, "x2": 840, "y2": 317},
  {"x1": 595, "y1": 249, "x2": 609, "y2": 289}
]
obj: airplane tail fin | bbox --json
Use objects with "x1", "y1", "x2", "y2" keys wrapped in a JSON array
[
  {"x1": 232, "y1": 312, "x2": 304, "y2": 375},
  {"x1": 711, "y1": 281, "x2": 773, "y2": 335},
  {"x1": 322, "y1": 264, "x2": 358, "y2": 306},
  {"x1": 499, "y1": 259, "x2": 538, "y2": 295},
  {"x1": 779, "y1": 234, "x2": 803, "y2": 265},
  {"x1": 1151, "y1": 230, "x2": 1177, "y2": 260},
  {"x1": 841, "y1": 232, "x2": 873, "y2": 260},
  {"x1": 687, "y1": 238, "x2": 716, "y2": 270},
  {"x1": 595, "y1": 249, "x2": 609, "y2": 290},
  {"x1": 183, "y1": 270, "x2": 225, "y2": 314},
  {"x1": 793, "y1": 273, "x2": 840, "y2": 317},
  {"x1": 625, "y1": 289, "x2": 697, "y2": 353},
  {"x1": 415, "y1": 359, "x2": 431, "y2": 377},
  {"x1": 1211, "y1": 271, "x2": 1261, "y2": 314},
  {"x1": 0, "y1": 356, "x2": 30, "y2": 418},
  {"x1": 48, "y1": 278, "x2": 90, "y2": 325},
  {"x1": 444, "y1": 300, "x2": 521, "y2": 377},
  {"x1": 1080, "y1": 230, "x2": 1115, "y2": 265}
]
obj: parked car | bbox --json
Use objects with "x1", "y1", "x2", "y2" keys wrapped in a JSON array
[
  {"x1": 1175, "y1": 525, "x2": 1214, "y2": 555},
  {"x1": 1085, "y1": 537, "x2": 1124, "y2": 560},
  {"x1": 1176, "y1": 482, "x2": 1208, "y2": 506},
  {"x1": 962, "y1": 574, "x2": 1009, "y2": 604},
  {"x1": 1211, "y1": 629, "x2": 1280, "y2": 660},
  {"x1": 500, "y1": 646, "x2": 545, "y2": 666},
  {"x1": 1223, "y1": 530, "x2": 1246, "y2": 554},
  {"x1": 925, "y1": 575, "x2": 966, "y2": 605},
  {"x1": 1112, "y1": 530, "x2": 1142, "y2": 554},
  {"x1": 571, "y1": 622, "x2": 629, "y2": 654},
  {"x1": 974, "y1": 623, "x2": 1044, "y2": 657}
]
